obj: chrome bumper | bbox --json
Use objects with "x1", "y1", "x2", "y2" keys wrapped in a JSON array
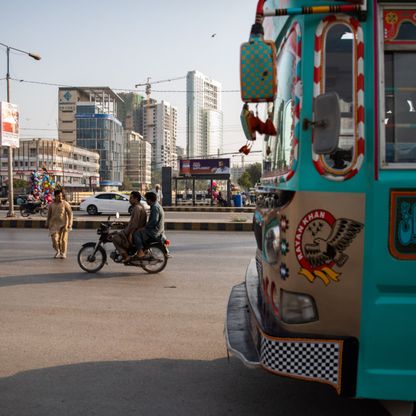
[{"x1": 225, "y1": 258, "x2": 359, "y2": 397}]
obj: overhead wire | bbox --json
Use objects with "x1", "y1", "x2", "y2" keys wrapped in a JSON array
[
  {"x1": 8, "y1": 77, "x2": 240, "y2": 93},
  {"x1": 3, "y1": 76, "x2": 260, "y2": 171}
]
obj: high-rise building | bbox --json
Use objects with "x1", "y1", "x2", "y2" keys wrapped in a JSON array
[
  {"x1": 58, "y1": 87, "x2": 124, "y2": 189},
  {"x1": 140, "y1": 99, "x2": 178, "y2": 171},
  {"x1": 186, "y1": 70, "x2": 223, "y2": 158},
  {"x1": 117, "y1": 92, "x2": 144, "y2": 132},
  {"x1": 124, "y1": 130, "x2": 152, "y2": 190},
  {"x1": 176, "y1": 145, "x2": 185, "y2": 160}
]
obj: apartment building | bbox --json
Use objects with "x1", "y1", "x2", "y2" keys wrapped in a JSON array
[
  {"x1": 186, "y1": 70, "x2": 223, "y2": 158},
  {"x1": 124, "y1": 130, "x2": 152, "y2": 190},
  {"x1": 140, "y1": 99, "x2": 178, "y2": 171},
  {"x1": 0, "y1": 138, "x2": 100, "y2": 190}
]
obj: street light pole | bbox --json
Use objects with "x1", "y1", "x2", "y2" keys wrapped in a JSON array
[
  {"x1": 0, "y1": 42, "x2": 41, "y2": 217},
  {"x1": 58, "y1": 143, "x2": 64, "y2": 188},
  {"x1": 5, "y1": 47, "x2": 13, "y2": 217}
]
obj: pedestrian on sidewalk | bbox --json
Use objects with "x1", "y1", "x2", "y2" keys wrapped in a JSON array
[
  {"x1": 45, "y1": 189, "x2": 73, "y2": 259},
  {"x1": 154, "y1": 184, "x2": 163, "y2": 205}
]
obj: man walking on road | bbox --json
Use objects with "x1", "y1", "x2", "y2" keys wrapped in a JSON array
[{"x1": 45, "y1": 189, "x2": 73, "y2": 259}]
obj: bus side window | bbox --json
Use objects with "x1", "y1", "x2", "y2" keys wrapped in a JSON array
[
  {"x1": 313, "y1": 17, "x2": 364, "y2": 179},
  {"x1": 324, "y1": 24, "x2": 354, "y2": 170},
  {"x1": 382, "y1": 9, "x2": 416, "y2": 166}
]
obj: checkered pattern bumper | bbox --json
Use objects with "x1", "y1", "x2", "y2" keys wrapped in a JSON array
[{"x1": 225, "y1": 259, "x2": 358, "y2": 396}]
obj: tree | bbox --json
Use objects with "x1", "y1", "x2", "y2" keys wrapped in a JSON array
[
  {"x1": 13, "y1": 179, "x2": 29, "y2": 192},
  {"x1": 151, "y1": 169, "x2": 161, "y2": 187},
  {"x1": 121, "y1": 176, "x2": 133, "y2": 191},
  {"x1": 238, "y1": 171, "x2": 251, "y2": 190},
  {"x1": 246, "y1": 163, "x2": 262, "y2": 187}
]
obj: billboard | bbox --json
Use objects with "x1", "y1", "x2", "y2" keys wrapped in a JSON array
[
  {"x1": 0, "y1": 102, "x2": 20, "y2": 148},
  {"x1": 180, "y1": 158, "x2": 230, "y2": 176}
]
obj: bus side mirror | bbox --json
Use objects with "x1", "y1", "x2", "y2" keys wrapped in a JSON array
[
  {"x1": 240, "y1": 24, "x2": 277, "y2": 103},
  {"x1": 303, "y1": 92, "x2": 341, "y2": 154}
]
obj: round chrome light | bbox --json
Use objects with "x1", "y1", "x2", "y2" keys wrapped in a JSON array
[{"x1": 264, "y1": 224, "x2": 280, "y2": 264}]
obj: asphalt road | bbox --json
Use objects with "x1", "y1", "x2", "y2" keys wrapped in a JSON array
[{"x1": 0, "y1": 229, "x2": 387, "y2": 416}]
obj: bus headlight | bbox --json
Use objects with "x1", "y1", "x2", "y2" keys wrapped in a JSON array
[
  {"x1": 264, "y1": 225, "x2": 280, "y2": 264},
  {"x1": 280, "y1": 289, "x2": 318, "y2": 324}
]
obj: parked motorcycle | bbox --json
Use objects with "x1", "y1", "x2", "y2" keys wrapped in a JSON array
[
  {"x1": 77, "y1": 215, "x2": 170, "y2": 274},
  {"x1": 20, "y1": 201, "x2": 48, "y2": 217}
]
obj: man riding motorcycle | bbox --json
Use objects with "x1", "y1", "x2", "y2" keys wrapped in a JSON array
[
  {"x1": 130, "y1": 191, "x2": 165, "y2": 260},
  {"x1": 112, "y1": 191, "x2": 146, "y2": 262}
]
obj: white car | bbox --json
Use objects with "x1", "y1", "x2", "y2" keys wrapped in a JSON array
[{"x1": 80, "y1": 192, "x2": 149, "y2": 215}]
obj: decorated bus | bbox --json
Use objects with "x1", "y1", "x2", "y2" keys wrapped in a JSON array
[{"x1": 225, "y1": 0, "x2": 416, "y2": 413}]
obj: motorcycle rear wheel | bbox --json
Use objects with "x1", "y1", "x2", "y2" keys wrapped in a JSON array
[
  {"x1": 77, "y1": 243, "x2": 106, "y2": 273},
  {"x1": 20, "y1": 206, "x2": 30, "y2": 217},
  {"x1": 142, "y1": 245, "x2": 168, "y2": 274},
  {"x1": 40, "y1": 207, "x2": 48, "y2": 217}
]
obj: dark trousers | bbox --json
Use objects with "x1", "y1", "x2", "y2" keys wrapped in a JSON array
[{"x1": 133, "y1": 230, "x2": 151, "y2": 252}]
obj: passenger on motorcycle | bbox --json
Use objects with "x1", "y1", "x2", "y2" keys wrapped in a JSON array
[
  {"x1": 112, "y1": 191, "x2": 147, "y2": 262},
  {"x1": 131, "y1": 191, "x2": 165, "y2": 260}
]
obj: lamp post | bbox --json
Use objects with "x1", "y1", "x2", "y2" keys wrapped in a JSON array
[
  {"x1": 0, "y1": 42, "x2": 41, "y2": 217},
  {"x1": 58, "y1": 143, "x2": 65, "y2": 187}
]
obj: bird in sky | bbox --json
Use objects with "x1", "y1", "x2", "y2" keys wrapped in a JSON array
[{"x1": 211, "y1": 33, "x2": 216, "y2": 38}]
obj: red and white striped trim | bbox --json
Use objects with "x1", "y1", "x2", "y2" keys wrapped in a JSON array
[{"x1": 313, "y1": 15, "x2": 364, "y2": 181}]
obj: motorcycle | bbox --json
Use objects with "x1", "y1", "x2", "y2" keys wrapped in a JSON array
[
  {"x1": 20, "y1": 200, "x2": 48, "y2": 217},
  {"x1": 77, "y1": 214, "x2": 170, "y2": 274}
]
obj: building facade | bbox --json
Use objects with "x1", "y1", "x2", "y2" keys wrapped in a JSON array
[
  {"x1": 58, "y1": 87, "x2": 124, "y2": 189},
  {"x1": 140, "y1": 99, "x2": 178, "y2": 171},
  {"x1": 186, "y1": 70, "x2": 223, "y2": 158},
  {"x1": 176, "y1": 145, "x2": 185, "y2": 160},
  {"x1": 124, "y1": 130, "x2": 152, "y2": 190},
  {"x1": 117, "y1": 92, "x2": 144, "y2": 133},
  {"x1": 0, "y1": 138, "x2": 100, "y2": 191}
]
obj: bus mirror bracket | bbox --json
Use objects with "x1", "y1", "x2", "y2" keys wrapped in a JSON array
[{"x1": 303, "y1": 92, "x2": 341, "y2": 155}]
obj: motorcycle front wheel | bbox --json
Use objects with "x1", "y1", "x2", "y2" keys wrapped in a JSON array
[
  {"x1": 40, "y1": 207, "x2": 48, "y2": 217},
  {"x1": 142, "y1": 245, "x2": 168, "y2": 274},
  {"x1": 20, "y1": 206, "x2": 31, "y2": 217},
  {"x1": 77, "y1": 243, "x2": 107, "y2": 273}
]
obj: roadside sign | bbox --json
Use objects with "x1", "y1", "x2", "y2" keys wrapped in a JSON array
[{"x1": 0, "y1": 102, "x2": 20, "y2": 148}]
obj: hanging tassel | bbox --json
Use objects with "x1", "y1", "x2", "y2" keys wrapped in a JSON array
[{"x1": 239, "y1": 142, "x2": 253, "y2": 155}]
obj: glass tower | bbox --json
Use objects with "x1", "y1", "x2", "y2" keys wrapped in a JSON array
[{"x1": 76, "y1": 104, "x2": 124, "y2": 187}]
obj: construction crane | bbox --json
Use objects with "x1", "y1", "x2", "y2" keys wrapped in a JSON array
[
  {"x1": 134, "y1": 75, "x2": 186, "y2": 103},
  {"x1": 134, "y1": 76, "x2": 186, "y2": 144}
]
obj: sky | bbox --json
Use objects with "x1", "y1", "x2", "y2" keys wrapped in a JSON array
[{"x1": 0, "y1": 0, "x2": 263, "y2": 167}]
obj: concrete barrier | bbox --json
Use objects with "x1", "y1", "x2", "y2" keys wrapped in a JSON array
[
  {"x1": 0, "y1": 218, "x2": 252, "y2": 232},
  {"x1": 1, "y1": 205, "x2": 255, "y2": 213}
]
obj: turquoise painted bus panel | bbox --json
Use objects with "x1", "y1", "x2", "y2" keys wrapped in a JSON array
[{"x1": 258, "y1": 0, "x2": 416, "y2": 400}]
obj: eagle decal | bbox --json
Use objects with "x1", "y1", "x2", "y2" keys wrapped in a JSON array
[
  {"x1": 294, "y1": 210, "x2": 364, "y2": 286},
  {"x1": 304, "y1": 218, "x2": 364, "y2": 268}
]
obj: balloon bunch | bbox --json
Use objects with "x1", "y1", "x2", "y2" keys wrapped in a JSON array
[
  {"x1": 29, "y1": 168, "x2": 55, "y2": 204},
  {"x1": 208, "y1": 180, "x2": 219, "y2": 200}
]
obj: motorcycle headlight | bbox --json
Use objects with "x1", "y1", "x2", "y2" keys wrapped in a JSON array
[{"x1": 280, "y1": 289, "x2": 318, "y2": 324}]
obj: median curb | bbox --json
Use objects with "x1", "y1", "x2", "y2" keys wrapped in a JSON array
[
  {"x1": 1, "y1": 205, "x2": 255, "y2": 213},
  {"x1": 0, "y1": 219, "x2": 253, "y2": 232}
]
